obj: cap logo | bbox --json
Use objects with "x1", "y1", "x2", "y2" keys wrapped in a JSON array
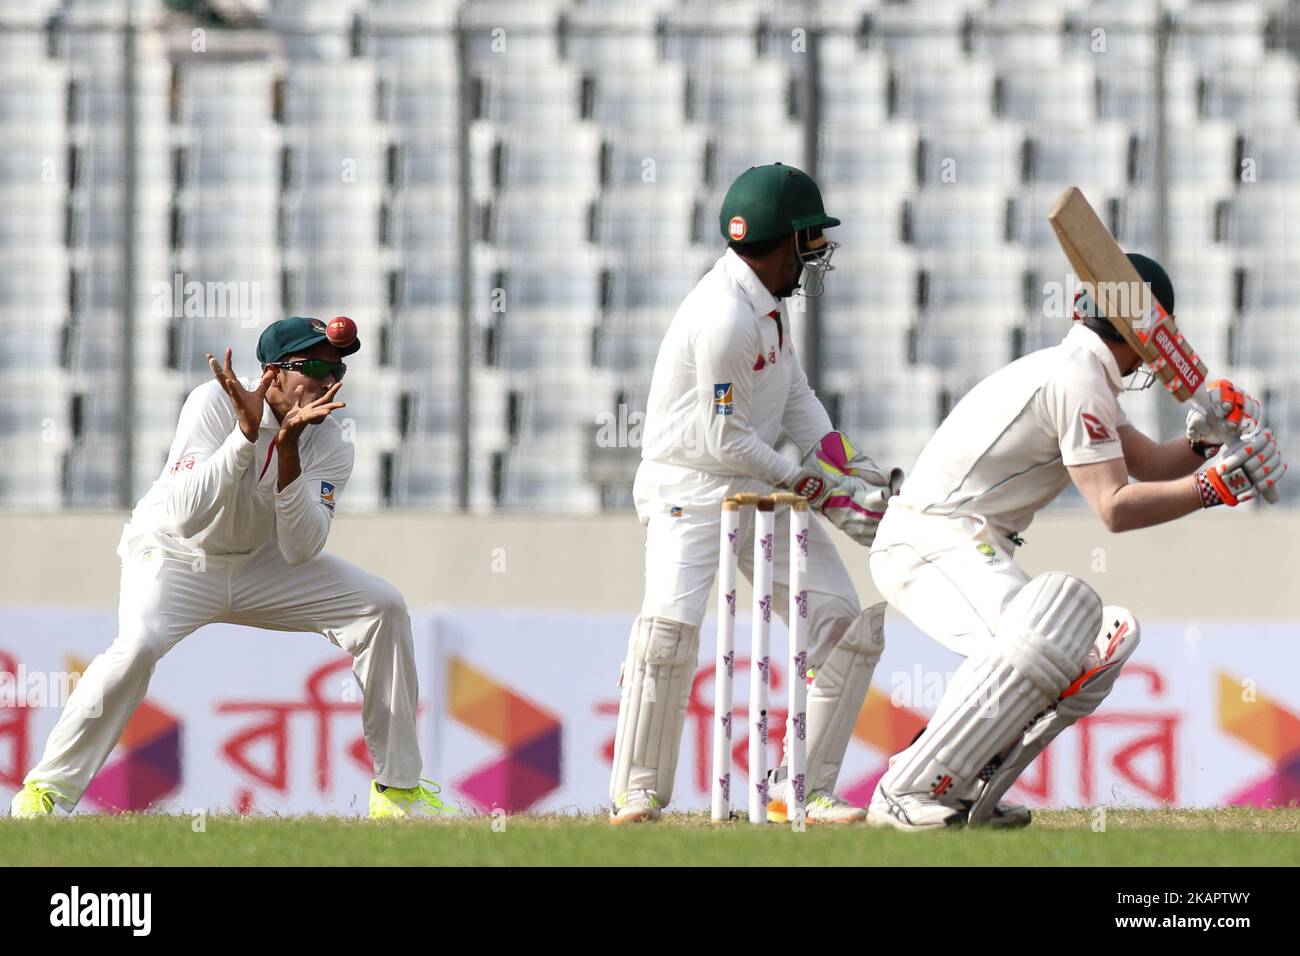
[
  {"x1": 728, "y1": 216, "x2": 747, "y2": 241},
  {"x1": 309, "y1": 318, "x2": 326, "y2": 333}
]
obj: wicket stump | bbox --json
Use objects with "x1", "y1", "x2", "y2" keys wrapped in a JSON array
[{"x1": 712, "y1": 492, "x2": 809, "y2": 827}]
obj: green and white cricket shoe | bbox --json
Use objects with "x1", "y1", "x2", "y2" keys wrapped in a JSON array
[
  {"x1": 10, "y1": 782, "x2": 62, "y2": 818},
  {"x1": 368, "y1": 779, "x2": 456, "y2": 820},
  {"x1": 765, "y1": 778, "x2": 866, "y2": 824},
  {"x1": 610, "y1": 788, "x2": 661, "y2": 825}
]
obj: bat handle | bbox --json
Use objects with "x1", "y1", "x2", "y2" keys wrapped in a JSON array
[{"x1": 1188, "y1": 382, "x2": 1216, "y2": 417}]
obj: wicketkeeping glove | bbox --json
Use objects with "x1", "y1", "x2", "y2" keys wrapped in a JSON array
[{"x1": 788, "y1": 431, "x2": 905, "y2": 545}]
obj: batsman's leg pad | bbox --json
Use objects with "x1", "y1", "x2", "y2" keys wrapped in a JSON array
[
  {"x1": 609, "y1": 616, "x2": 700, "y2": 806},
  {"x1": 884, "y1": 572, "x2": 1102, "y2": 798},
  {"x1": 967, "y1": 606, "x2": 1140, "y2": 822},
  {"x1": 804, "y1": 602, "x2": 886, "y2": 794}
]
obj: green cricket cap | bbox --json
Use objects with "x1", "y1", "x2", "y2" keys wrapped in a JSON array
[
  {"x1": 256, "y1": 316, "x2": 361, "y2": 364},
  {"x1": 719, "y1": 163, "x2": 840, "y2": 244}
]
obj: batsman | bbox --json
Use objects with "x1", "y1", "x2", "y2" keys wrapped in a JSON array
[
  {"x1": 866, "y1": 251, "x2": 1287, "y2": 829},
  {"x1": 610, "y1": 163, "x2": 904, "y2": 825}
]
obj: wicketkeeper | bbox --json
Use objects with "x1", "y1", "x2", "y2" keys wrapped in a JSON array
[
  {"x1": 610, "y1": 163, "x2": 904, "y2": 824},
  {"x1": 11, "y1": 317, "x2": 450, "y2": 820},
  {"x1": 866, "y1": 254, "x2": 1287, "y2": 829}
]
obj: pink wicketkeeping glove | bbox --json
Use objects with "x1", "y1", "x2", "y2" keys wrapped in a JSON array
[{"x1": 787, "y1": 432, "x2": 905, "y2": 546}]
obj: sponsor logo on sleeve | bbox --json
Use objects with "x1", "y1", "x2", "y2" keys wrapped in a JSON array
[
  {"x1": 713, "y1": 383, "x2": 734, "y2": 416},
  {"x1": 1081, "y1": 412, "x2": 1115, "y2": 443},
  {"x1": 320, "y1": 480, "x2": 336, "y2": 510},
  {"x1": 170, "y1": 454, "x2": 198, "y2": 475}
]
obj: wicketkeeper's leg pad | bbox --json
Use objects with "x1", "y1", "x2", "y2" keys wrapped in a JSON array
[
  {"x1": 609, "y1": 615, "x2": 700, "y2": 807},
  {"x1": 967, "y1": 605, "x2": 1140, "y2": 822},
  {"x1": 883, "y1": 572, "x2": 1102, "y2": 799},
  {"x1": 804, "y1": 602, "x2": 887, "y2": 794}
]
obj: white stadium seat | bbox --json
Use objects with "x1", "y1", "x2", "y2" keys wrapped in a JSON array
[
  {"x1": 908, "y1": 187, "x2": 1012, "y2": 251},
  {"x1": 997, "y1": 57, "x2": 1096, "y2": 125},
  {"x1": 590, "y1": 65, "x2": 689, "y2": 129},
  {"x1": 821, "y1": 246, "x2": 922, "y2": 313},
  {"x1": 1199, "y1": 54, "x2": 1300, "y2": 129},
  {"x1": 896, "y1": 62, "x2": 997, "y2": 125},
  {"x1": 919, "y1": 124, "x2": 1024, "y2": 188},
  {"x1": 1030, "y1": 124, "x2": 1132, "y2": 190},
  {"x1": 821, "y1": 123, "x2": 920, "y2": 189},
  {"x1": 820, "y1": 51, "x2": 890, "y2": 129}
]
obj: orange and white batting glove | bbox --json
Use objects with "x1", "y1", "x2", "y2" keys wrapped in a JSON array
[
  {"x1": 1186, "y1": 379, "x2": 1262, "y2": 456},
  {"x1": 1197, "y1": 429, "x2": 1287, "y2": 507}
]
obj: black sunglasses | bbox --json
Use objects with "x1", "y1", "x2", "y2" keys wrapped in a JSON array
[{"x1": 273, "y1": 359, "x2": 347, "y2": 381}]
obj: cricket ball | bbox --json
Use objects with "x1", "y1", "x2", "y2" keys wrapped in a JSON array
[{"x1": 326, "y1": 316, "x2": 357, "y2": 348}]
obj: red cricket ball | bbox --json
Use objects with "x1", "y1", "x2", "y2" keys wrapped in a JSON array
[{"x1": 326, "y1": 316, "x2": 357, "y2": 347}]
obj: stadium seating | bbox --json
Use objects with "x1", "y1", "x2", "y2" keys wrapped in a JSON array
[{"x1": 4, "y1": 0, "x2": 1300, "y2": 510}]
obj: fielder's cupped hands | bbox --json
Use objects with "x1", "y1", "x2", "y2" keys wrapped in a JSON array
[
  {"x1": 208, "y1": 348, "x2": 275, "y2": 443},
  {"x1": 274, "y1": 382, "x2": 346, "y2": 446}
]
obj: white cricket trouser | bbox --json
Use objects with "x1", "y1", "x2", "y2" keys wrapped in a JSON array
[
  {"x1": 25, "y1": 529, "x2": 421, "y2": 809},
  {"x1": 868, "y1": 505, "x2": 1031, "y2": 660},
  {"x1": 641, "y1": 502, "x2": 861, "y2": 664}
]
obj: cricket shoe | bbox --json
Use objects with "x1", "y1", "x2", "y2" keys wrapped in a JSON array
[
  {"x1": 368, "y1": 779, "x2": 456, "y2": 820},
  {"x1": 766, "y1": 778, "x2": 866, "y2": 824},
  {"x1": 865, "y1": 784, "x2": 964, "y2": 831},
  {"x1": 10, "y1": 782, "x2": 64, "y2": 819},
  {"x1": 956, "y1": 798, "x2": 1032, "y2": 829},
  {"x1": 609, "y1": 788, "x2": 662, "y2": 826}
]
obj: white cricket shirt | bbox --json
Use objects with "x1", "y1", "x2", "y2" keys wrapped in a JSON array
[
  {"x1": 634, "y1": 248, "x2": 832, "y2": 516},
  {"x1": 895, "y1": 324, "x2": 1130, "y2": 535},
  {"x1": 121, "y1": 379, "x2": 354, "y2": 565}
]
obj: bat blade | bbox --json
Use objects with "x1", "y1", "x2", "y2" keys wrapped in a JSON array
[
  {"x1": 1049, "y1": 186, "x2": 1278, "y2": 504},
  {"x1": 1048, "y1": 186, "x2": 1208, "y2": 404}
]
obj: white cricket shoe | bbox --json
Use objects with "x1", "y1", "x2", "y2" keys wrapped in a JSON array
[
  {"x1": 609, "y1": 788, "x2": 662, "y2": 826},
  {"x1": 766, "y1": 778, "x2": 866, "y2": 824},
  {"x1": 865, "y1": 784, "x2": 964, "y2": 831}
]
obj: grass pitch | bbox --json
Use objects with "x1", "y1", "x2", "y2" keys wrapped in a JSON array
[{"x1": 2, "y1": 808, "x2": 1298, "y2": 866}]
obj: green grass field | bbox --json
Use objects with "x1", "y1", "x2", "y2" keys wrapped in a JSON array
[{"x1": 2, "y1": 808, "x2": 1299, "y2": 866}]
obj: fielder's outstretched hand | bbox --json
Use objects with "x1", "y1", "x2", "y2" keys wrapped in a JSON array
[
  {"x1": 275, "y1": 382, "x2": 346, "y2": 446},
  {"x1": 208, "y1": 349, "x2": 275, "y2": 443}
]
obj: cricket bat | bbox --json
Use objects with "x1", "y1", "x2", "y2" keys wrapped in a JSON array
[{"x1": 1048, "y1": 186, "x2": 1278, "y2": 503}]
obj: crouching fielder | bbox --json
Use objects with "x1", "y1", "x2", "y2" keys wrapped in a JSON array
[
  {"x1": 867, "y1": 254, "x2": 1286, "y2": 829},
  {"x1": 11, "y1": 317, "x2": 448, "y2": 820},
  {"x1": 610, "y1": 164, "x2": 903, "y2": 825}
]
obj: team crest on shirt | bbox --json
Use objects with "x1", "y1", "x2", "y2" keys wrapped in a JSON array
[
  {"x1": 713, "y1": 383, "x2": 734, "y2": 415},
  {"x1": 1081, "y1": 412, "x2": 1115, "y2": 443},
  {"x1": 320, "y1": 481, "x2": 336, "y2": 510},
  {"x1": 975, "y1": 543, "x2": 999, "y2": 565},
  {"x1": 753, "y1": 353, "x2": 766, "y2": 371}
]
